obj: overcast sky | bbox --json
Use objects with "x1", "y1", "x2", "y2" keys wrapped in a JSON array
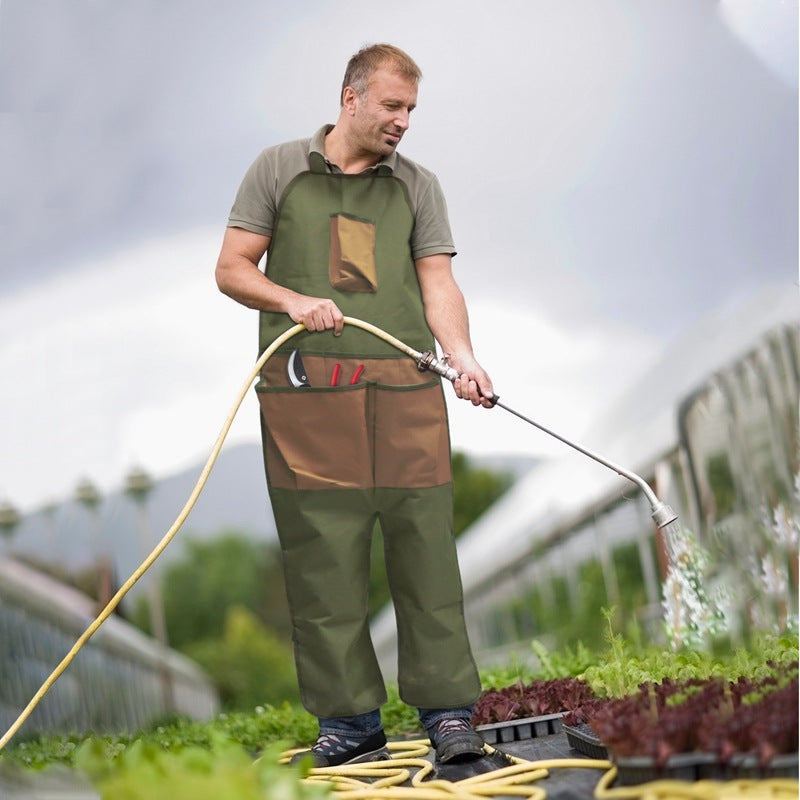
[{"x1": 0, "y1": 0, "x2": 797, "y2": 512}]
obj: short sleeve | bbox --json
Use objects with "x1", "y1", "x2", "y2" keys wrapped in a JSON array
[
  {"x1": 410, "y1": 173, "x2": 457, "y2": 260},
  {"x1": 227, "y1": 150, "x2": 277, "y2": 237}
]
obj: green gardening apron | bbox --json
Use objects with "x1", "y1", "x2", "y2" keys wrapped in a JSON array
[{"x1": 255, "y1": 151, "x2": 480, "y2": 717}]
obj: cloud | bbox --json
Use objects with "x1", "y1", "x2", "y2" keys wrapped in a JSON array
[
  {"x1": 444, "y1": 298, "x2": 659, "y2": 458},
  {"x1": 0, "y1": 0, "x2": 795, "y2": 511},
  {"x1": 0, "y1": 0, "x2": 281, "y2": 290},
  {"x1": 2, "y1": 1, "x2": 795, "y2": 322},
  {"x1": 0, "y1": 228, "x2": 255, "y2": 509}
]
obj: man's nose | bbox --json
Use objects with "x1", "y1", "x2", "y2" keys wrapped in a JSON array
[{"x1": 395, "y1": 109, "x2": 411, "y2": 130}]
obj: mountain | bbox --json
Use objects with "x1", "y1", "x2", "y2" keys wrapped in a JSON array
[
  {"x1": 8, "y1": 442, "x2": 537, "y2": 610},
  {"x1": 9, "y1": 442, "x2": 275, "y2": 599}
]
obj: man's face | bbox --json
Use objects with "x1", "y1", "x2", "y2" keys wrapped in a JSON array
[{"x1": 349, "y1": 68, "x2": 418, "y2": 159}]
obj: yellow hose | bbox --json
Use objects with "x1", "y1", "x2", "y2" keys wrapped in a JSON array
[{"x1": 285, "y1": 740, "x2": 798, "y2": 800}]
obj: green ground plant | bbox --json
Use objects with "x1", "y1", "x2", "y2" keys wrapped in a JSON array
[
  {"x1": 567, "y1": 620, "x2": 798, "y2": 699},
  {"x1": 4, "y1": 629, "x2": 795, "y2": 775},
  {"x1": 73, "y1": 737, "x2": 329, "y2": 800}
]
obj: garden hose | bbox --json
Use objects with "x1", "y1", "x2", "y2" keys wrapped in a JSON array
[
  {"x1": 292, "y1": 740, "x2": 605, "y2": 799},
  {"x1": 283, "y1": 740, "x2": 797, "y2": 799}
]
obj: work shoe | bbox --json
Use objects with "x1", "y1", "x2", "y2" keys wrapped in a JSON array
[
  {"x1": 427, "y1": 717, "x2": 485, "y2": 763},
  {"x1": 289, "y1": 730, "x2": 389, "y2": 768}
]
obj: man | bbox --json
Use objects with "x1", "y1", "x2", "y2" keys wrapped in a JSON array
[{"x1": 216, "y1": 43, "x2": 494, "y2": 767}]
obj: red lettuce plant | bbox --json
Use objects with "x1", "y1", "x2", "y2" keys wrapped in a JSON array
[
  {"x1": 565, "y1": 668, "x2": 798, "y2": 768},
  {"x1": 472, "y1": 678, "x2": 595, "y2": 725}
]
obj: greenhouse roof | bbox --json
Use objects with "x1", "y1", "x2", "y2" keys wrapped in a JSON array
[{"x1": 454, "y1": 281, "x2": 798, "y2": 596}]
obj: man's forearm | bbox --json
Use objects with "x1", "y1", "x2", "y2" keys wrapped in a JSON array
[
  {"x1": 216, "y1": 254, "x2": 296, "y2": 313},
  {"x1": 216, "y1": 250, "x2": 344, "y2": 335},
  {"x1": 423, "y1": 281, "x2": 476, "y2": 361},
  {"x1": 415, "y1": 253, "x2": 494, "y2": 405}
]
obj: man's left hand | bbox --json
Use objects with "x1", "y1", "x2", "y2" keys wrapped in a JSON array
[{"x1": 449, "y1": 355, "x2": 495, "y2": 408}]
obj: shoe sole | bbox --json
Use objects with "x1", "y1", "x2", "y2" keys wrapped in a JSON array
[
  {"x1": 345, "y1": 746, "x2": 391, "y2": 765},
  {"x1": 437, "y1": 735, "x2": 486, "y2": 764}
]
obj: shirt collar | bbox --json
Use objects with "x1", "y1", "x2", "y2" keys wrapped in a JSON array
[{"x1": 309, "y1": 124, "x2": 398, "y2": 173}]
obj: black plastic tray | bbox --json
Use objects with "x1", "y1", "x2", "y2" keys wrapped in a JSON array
[
  {"x1": 725, "y1": 752, "x2": 799, "y2": 780},
  {"x1": 614, "y1": 751, "x2": 799, "y2": 785},
  {"x1": 562, "y1": 722, "x2": 608, "y2": 759},
  {"x1": 476, "y1": 712, "x2": 564, "y2": 745}
]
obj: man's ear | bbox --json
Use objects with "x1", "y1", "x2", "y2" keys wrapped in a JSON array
[{"x1": 341, "y1": 85, "x2": 359, "y2": 116}]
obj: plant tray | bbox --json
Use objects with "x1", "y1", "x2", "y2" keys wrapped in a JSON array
[
  {"x1": 476, "y1": 712, "x2": 564, "y2": 745},
  {"x1": 725, "y1": 752, "x2": 799, "y2": 780},
  {"x1": 562, "y1": 722, "x2": 608, "y2": 759},
  {"x1": 613, "y1": 751, "x2": 799, "y2": 786}
]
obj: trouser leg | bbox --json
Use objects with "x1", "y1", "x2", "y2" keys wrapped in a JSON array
[
  {"x1": 378, "y1": 485, "x2": 482, "y2": 709},
  {"x1": 418, "y1": 707, "x2": 474, "y2": 730},
  {"x1": 270, "y1": 487, "x2": 387, "y2": 718},
  {"x1": 318, "y1": 709, "x2": 383, "y2": 737}
]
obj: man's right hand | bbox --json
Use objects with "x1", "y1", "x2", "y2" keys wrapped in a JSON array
[{"x1": 286, "y1": 295, "x2": 345, "y2": 336}]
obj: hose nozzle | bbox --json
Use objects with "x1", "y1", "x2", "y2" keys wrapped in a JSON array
[
  {"x1": 416, "y1": 350, "x2": 460, "y2": 382},
  {"x1": 651, "y1": 501, "x2": 678, "y2": 528}
]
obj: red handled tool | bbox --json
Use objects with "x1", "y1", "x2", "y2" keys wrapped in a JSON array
[{"x1": 329, "y1": 363, "x2": 364, "y2": 386}]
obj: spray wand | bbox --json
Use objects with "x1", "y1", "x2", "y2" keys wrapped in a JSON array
[{"x1": 412, "y1": 346, "x2": 678, "y2": 530}]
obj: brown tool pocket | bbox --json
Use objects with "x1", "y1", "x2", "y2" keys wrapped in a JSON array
[
  {"x1": 373, "y1": 382, "x2": 451, "y2": 488},
  {"x1": 329, "y1": 213, "x2": 377, "y2": 293},
  {"x1": 257, "y1": 384, "x2": 373, "y2": 490},
  {"x1": 256, "y1": 358, "x2": 451, "y2": 490}
]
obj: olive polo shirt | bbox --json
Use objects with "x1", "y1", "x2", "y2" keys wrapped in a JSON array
[{"x1": 228, "y1": 125, "x2": 456, "y2": 261}]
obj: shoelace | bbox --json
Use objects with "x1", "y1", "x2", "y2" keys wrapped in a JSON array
[
  {"x1": 312, "y1": 732, "x2": 363, "y2": 756},
  {"x1": 433, "y1": 717, "x2": 471, "y2": 742}
]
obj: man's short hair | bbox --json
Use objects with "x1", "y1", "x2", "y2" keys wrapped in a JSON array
[{"x1": 341, "y1": 43, "x2": 422, "y2": 104}]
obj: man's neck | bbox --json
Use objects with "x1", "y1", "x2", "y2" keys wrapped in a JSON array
[{"x1": 324, "y1": 125, "x2": 380, "y2": 174}]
